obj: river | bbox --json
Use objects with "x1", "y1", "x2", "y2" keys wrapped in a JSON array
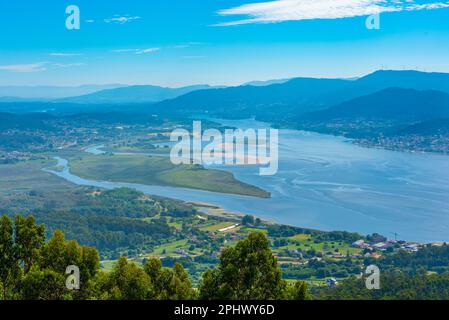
[{"x1": 46, "y1": 119, "x2": 449, "y2": 243}]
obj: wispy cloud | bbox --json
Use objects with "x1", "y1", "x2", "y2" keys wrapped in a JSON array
[
  {"x1": 104, "y1": 15, "x2": 141, "y2": 24},
  {"x1": 50, "y1": 53, "x2": 83, "y2": 57},
  {"x1": 172, "y1": 42, "x2": 203, "y2": 49},
  {"x1": 52, "y1": 63, "x2": 87, "y2": 68},
  {"x1": 112, "y1": 48, "x2": 160, "y2": 55},
  {"x1": 0, "y1": 61, "x2": 86, "y2": 73},
  {"x1": 0, "y1": 62, "x2": 48, "y2": 73},
  {"x1": 215, "y1": 0, "x2": 449, "y2": 26},
  {"x1": 111, "y1": 49, "x2": 137, "y2": 53},
  {"x1": 136, "y1": 48, "x2": 160, "y2": 54},
  {"x1": 182, "y1": 55, "x2": 206, "y2": 59}
]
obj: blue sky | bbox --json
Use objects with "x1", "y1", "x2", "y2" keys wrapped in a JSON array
[{"x1": 0, "y1": 0, "x2": 449, "y2": 87}]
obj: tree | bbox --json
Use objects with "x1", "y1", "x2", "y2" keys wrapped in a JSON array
[
  {"x1": 287, "y1": 281, "x2": 311, "y2": 300},
  {"x1": 0, "y1": 215, "x2": 102, "y2": 300},
  {"x1": 199, "y1": 233, "x2": 287, "y2": 300},
  {"x1": 242, "y1": 215, "x2": 255, "y2": 226},
  {"x1": 198, "y1": 269, "x2": 222, "y2": 300},
  {"x1": 40, "y1": 230, "x2": 100, "y2": 298},
  {"x1": 0, "y1": 216, "x2": 20, "y2": 300},
  {"x1": 79, "y1": 246, "x2": 100, "y2": 287},
  {"x1": 144, "y1": 257, "x2": 163, "y2": 281},
  {"x1": 99, "y1": 257, "x2": 153, "y2": 300},
  {"x1": 144, "y1": 257, "x2": 195, "y2": 300},
  {"x1": 171, "y1": 262, "x2": 196, "y2": 299},
  {"x1": 40, "y1": 230, "x2": 77, "y2": 273},
  {"x1": 314, "y1": 272, "x2": 449, "y2": 300},
  {"x1": 367, "y1": 233, "x2": 387, "y2": 243},
  {"x1": 14, "y1": 215, "x2": 45, "y2": 274},
  {"x1": 20, "y1": 269, "x2": 67, "y2": 300}
]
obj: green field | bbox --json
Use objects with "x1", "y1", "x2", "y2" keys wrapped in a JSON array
[
  {"x1": 152, "y1": 239, "x2": 190, "y2": 255},
  {"x1": 274, "y1": 234, "x2": 362, "y2": 255},
  {"x1": 200, "y1": 221, "x2": 239, "y2": 232},
  {"x1": 0, "y1": 159, "x2": 75, "y2": 197},
  {"x1": 69, "y1": 154, "x2": 270, "y2": 198},
  {"x1": 104, "y1": 145, "x2": 171, "y2": 154}
]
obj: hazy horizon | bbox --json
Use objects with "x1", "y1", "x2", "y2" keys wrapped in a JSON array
[{"x1": 0, "y1": 68, "x2": 444, "y2": 89}]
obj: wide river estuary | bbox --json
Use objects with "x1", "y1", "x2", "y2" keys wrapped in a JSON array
[{"x1": 47, "y1": 119, "x2": 449, "y2": 243}]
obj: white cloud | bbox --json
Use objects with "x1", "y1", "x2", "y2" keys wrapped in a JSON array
[
  {"x1": 112, "y1": 48, "x2": 160, "y2": 54},
  {"x1": 173, "y1": 42, "x2": 202, "y2": 49},
  {"x1": 111, "y1": 49, "x2": 136, "y2": 53},
  {"x1": 52, "y1": 63, "x2": 87, "y2": 68},
  {"x1": 0, "y1": 61, "x2": 87, "y2": 73},
  {"x1": 182, "y1": 55, "x2": 206, "y2": 59},
  {"x1": 215, "y1": 0, "x2": 449, "y2": 26},
  {"x1": 50, "y1": 53, "x2": 83, "y2": 57},
  {"x1": 0, "y1": 62, "x2": 48, "y2": 73},
  {"x1": 104, "y1": 15, "x2": 141, "y2": 24},
  {"x1": 136, "y1": 48, "x2": 160, "y2": 54}
]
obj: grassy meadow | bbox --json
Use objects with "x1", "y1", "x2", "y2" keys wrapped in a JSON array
[{"x1": 69, "y1": 154, "x2": 270, "y2": 198}]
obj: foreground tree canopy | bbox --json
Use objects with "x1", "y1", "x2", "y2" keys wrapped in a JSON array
[
  {"x1": 0, "y1": 214, "x2": 309, "y2": 300},
  {"x1": 199, "y1": 232, "x2": 309, "y2": 300}
]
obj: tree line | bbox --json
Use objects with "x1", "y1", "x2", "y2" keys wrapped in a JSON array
[
  {"x1": 314, "y1": 272, "x2": 449, "y2": 300},
  {"x1": 0, "y1": 214, "x2": 310, "y2": 300}
]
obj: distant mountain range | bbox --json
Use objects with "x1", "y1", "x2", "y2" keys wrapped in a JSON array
[
  {"x1": 0, "y1": 84, "x2": 126, "y2": 100},
  {"x1": 301, "y1": 87, "x2": 449, "y2": 122},
  {"x1": 57, "y1": 84, "x2": 220, "y2": 104},
  {"x1": 149, "y1": 77, "x2": 350, "y2": 119},
  {"x1": 3, "y1": 70, "x2": 449, "y2": 128},
  {"x1": 4, "y1": 70, "x2": 449, "y2": 112},
  {"x1": 351, "y1": 70, "x2": 449, "y2": 93},
  {"x1": 148, "y1": 70, "x2": 449, "y2": 120},
  {"x1": 243, "y1": 78, "x2": 291, "y2": 87}
]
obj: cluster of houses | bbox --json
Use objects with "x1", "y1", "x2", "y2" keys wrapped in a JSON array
[
  {"x1": 364, "y1": 134, "x2": 449, "y2": 155},
  {"x1": 174, "y1": 248, "x2": 189, "y2": 256},
  {"x1": 352, "y1": 239, "x2": 422, "y2": 255}
]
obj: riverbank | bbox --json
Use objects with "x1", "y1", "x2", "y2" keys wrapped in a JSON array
[
  {"x1": 188, "y1": 201, "x2": 277, "y2": 225},
  {"x1": 43, "y1": 115, "x2": 449, "y2": 243}
]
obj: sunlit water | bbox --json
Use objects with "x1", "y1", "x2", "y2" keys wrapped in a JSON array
[{"x1": 47, "y1": 119, "x2": 449, "y2": 243}]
